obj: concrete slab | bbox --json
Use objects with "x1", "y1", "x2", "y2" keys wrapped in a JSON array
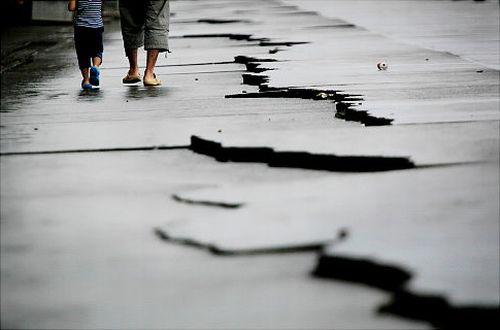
[
  {"x1": 158, "y1": 162, "x2": 499, "y2": 306},
  {"x1": 286, "y1": 0, "x2": 500, "y2": 70},
  {"x1": 0, "y1": 150, "x2": 427, "y2": 329},
  {"x1": 192, "y1": 120, "x2": 499, "y2": 165}
]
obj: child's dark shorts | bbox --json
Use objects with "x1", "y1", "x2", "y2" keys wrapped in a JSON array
[{"x1": 74, "y1": 26, "x2": 104, "y2": 70}]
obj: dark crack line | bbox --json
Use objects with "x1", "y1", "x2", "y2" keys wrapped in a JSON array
[
  {"x1": 228, "y1": 56, "x2": 393, "y2": 126},
  {"x1": 197, "y1": 19, "x2": 253, "y2": 24},
  {"x1": 1, "y1": 141, "x2": 485, "y2": 173},
  {"x1": 154, "y1": 228, "x2": 333, "y2": 256},
  {"x1": 259, "y1": 41, "x2": 309, "y2": 47},
  {"x1": 0, "y1": 135, "x2": 457, "y2": 173},
  {"x1": 102, "y1": 61, "x2": 236, "y2": 70},
  {"x1": 242, "y1": 73, "x2": 269, "y2": 85},
  {"x1": 174, "y1": 34, "x2": 309, "y2": 48},
  {"x1": 313, "y1": 253, "x2": 499, "y2": 328},
  {"x1": 234, "y1": 56, "x2": 279, "y2": 64},
  {"x1": 0, "y1": 145, "x2": 189, "y2": 157},
  {"x1": 227, "y1": 76, "x2": 392, "y2": 126},
  {"x1": 189, "y1": 135, "x2": 415, "y2": 173},
  {"x1": 172, "y1": 33, "x2": 269, "y2": 43},
  {"x1": 168, "y1": 69, "x2": 247, "y2": 76},
  {"x1": 313, "y1": 255, "x2": 412, "y2": 291},
  {"x1": 304, "y1": 24, "x2": 358, "y2": 30},
  {"x1": 380, "y1": 291, "x2": 499, "y2": 328},
  {"x1": 335, "y1": 101, "x2": 393, "y2": 126},
  {"x1": 172, "y1": 19, "x2": 254, "y2": 25},
  {"x1": 172, "y1": 194, "x2": 244, "y2": 209}
]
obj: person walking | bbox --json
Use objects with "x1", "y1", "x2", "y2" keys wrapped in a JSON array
[
  {"x1": 119, "y1": 0, "x2": 170, "y2": 86},
  {"x1": 68, "y1": 0, "x2": 104, "y2": 90}
]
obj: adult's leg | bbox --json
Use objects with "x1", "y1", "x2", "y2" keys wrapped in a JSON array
[
  {"x1": 144, "y1": 0, "x2": 169, "y2": 82},
  {"x1": 144, "y1": 49, "x2": 159, "y2": 81},
  {"x1": 144, "y1": 0, "x2": 169, "y2": 51},
  {"x1": 119, "y1": 0, "x2": 146, "y2": 79},
  {"x1": 125, "y1": 48, "x2": 140, "y2": 77}
]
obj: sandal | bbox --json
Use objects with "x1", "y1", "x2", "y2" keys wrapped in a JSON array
[
  {"x1": 122, "y1": 73, "x2": 141, "y2": 84},
  {"x1": 143, "y1": 73, "x2": 161, "y2": 86},
  {"x1": 89, "y1": 66, "x2": 100, "y2": 86}
]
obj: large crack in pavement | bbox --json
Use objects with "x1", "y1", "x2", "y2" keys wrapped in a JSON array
[
  {"x1": 172, "y1": 33, "x2": 270, "y2": 43},
  {"x1": 1, "y1": 134, "x2": 415, "y2": 172},
  {"x1": 174, "y1": 31, "x2": 394, "y2": 126},
  {"x1": 313, "y1": 254, "x2": 412, "y2": 292},
  {"x1": 228, "y1": 62, "x2": 393, "y2": 126},
  {"x1": 378, "y1": 290, "x2": 498, "y2": 329},
  {"x1": 189, "y1": 135, "x2": 415, "y2": 172},
  {"x1": 154, "y1": 227, "x2": 330, "y2": 256},
  {"x1": 154, "y1": 223, "x2": 499, "y2": 328},
  {"x1": 314, "y1": 252, "x2": 499, "y2": 329}
]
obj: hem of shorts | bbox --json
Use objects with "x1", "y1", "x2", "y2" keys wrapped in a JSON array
[
  {"x1": 144, "y1": 46, "x2": 169, "y2": 52},
  {"x1": 123, "y1": 43, "x2": 145, "y2": 50}
]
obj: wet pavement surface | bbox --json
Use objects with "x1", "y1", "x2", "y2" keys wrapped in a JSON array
[{"x1": 1, "y1": 0, "x2": 499, "y2": 329}]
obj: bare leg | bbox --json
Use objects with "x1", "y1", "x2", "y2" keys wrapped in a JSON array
[
  {"x1": 81, "y1": 67, "x2": 90, "y2": 84},
  {"x1": 92, "y1": 56, "x2": 102, "y2": 67},
  {"x1": 125, "y1": 48, "x2": 140, "y2": 76},
  {"x1": 144, "y1": 49, "x2": 160, "y2": 81}
]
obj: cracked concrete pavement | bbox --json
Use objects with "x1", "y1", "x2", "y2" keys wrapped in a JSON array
[{"x1": 1, "y1": 0, "x2": 499, "y2": 328}]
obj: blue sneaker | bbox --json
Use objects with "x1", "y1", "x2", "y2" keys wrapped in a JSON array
[
  {"x1": 89, "y1": 66, "x2": 100, "y2": 86},
  {"x1": 82, "y1": 81, "x2": 93, "y2": 90}
]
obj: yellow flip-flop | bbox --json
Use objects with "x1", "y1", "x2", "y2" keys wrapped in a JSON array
[
  {"x1": 122, "y1": 73, "x2": 141, "y2": 84},
  {"x1": 143, "y1": 73, "x2": 161, "y2": 86}
]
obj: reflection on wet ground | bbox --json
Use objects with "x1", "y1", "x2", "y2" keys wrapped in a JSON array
[
  {"x1": 124, "y1": 85, "x2": 169, "y2": 100},
  {"x1": 77, "y1": 88, "x2": 103, "y2": 101},
  {"x1": 1, "y1": 25, "x2": 74, "y2": 112},
  {"x1": 46, "y1": 92, "x2": 70, "y2": 100},
  {"x1": 75, "y1": 85, "x2": 170, "y2": 103}
]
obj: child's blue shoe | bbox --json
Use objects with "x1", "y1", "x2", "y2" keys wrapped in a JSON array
[
  {"x1": 82, "y1": 81, "x2": 93, "y2": 90},
  {"x1": 89, "y1": 66, "x2": 100, "y2": 86}
]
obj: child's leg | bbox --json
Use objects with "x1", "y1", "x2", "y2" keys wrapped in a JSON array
[
  {"x1": 89, "y1": 56, "x2": 101, "y2": 86},
  {"x1": 92, "y1": 56, "x2": 102, "y2": 67},
  {"x1": 89, "y1": 27, "x2": 104, "y2": 86},
  {"x1": 91, "y1": 27, "x2": 104, "y2": 67},
  {"x1": 81, "y1": 67, "x2": 90, "y2": 84},
  {"x1": 90, "y1": 53, "x2": 102, "y2": 86},
  {"x1": 75, "y1": 27, "x2": 92, "y2": 86}
]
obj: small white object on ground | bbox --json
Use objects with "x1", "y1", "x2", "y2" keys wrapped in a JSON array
[{"x1": 377, "y1": 61, "x2": 388, "y2": 70}]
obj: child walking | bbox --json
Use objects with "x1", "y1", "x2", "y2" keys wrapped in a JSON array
[{"x1": 68, "y1": 0, "x2": 104, "y2": 89}]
